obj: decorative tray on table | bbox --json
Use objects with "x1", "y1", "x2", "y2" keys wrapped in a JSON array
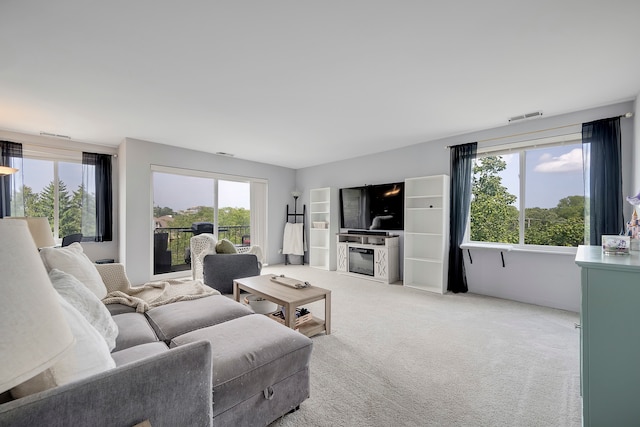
[{"x1": 269, "y1": 274, "x2": 310, "y2": 289}]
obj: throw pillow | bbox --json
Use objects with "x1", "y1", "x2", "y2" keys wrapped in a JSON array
[
  {"x1": 215, "y1": 239, "x2": 238, "y2": 254},
  {"x1": 11, "y1": 293, "x2": 116, "y2": 399},
  {"x1": 40, "y1": 242, "x2": 108, "y2": 299},
  {"x1": 49, "y1": 269, "x2": 118, "y2": 351}
]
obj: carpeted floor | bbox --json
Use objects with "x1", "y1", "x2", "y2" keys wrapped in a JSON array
[{"x1": 264, "y1": 264, "x2": 582, "y2": 427}]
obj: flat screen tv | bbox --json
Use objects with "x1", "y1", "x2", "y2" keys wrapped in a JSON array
[{"x1": 339, "y1": 182, "x2": 404, "y2": 231}]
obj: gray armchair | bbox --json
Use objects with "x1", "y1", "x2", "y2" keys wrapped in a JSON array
[
  {"x1": 202, "y1": 254, "x2": 261, "y2": 294},
  {"x1": 190, "y1": 234, "x2": 262, "y2": 294}
]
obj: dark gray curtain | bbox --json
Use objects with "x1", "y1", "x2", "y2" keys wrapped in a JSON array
[
  {"x1": 448, "y1": 142, "x2": 477, "y2": 293},
  {"x1": 0, "y1": 141, "x2": 23, "y2": 218},
  {"x1": 82, "y1": 152, "x2": 113, "y2": 241},
  {"x1": 582, "y1": 117, "x2": 622, "y2": 246}
]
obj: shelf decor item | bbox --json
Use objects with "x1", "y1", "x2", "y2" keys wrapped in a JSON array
[
  {"x1": 269, "y1": 307, "x2": 313, "y2": 328},
  {"x1": 626, "y1": 209, "x2": 640, "y2": 250},
  {"x1": 602, "y1": 235, "x2": 630, "y2": 255},
  {"x1": 243, "y1": 295, "x2": 278, "y2": 314}
]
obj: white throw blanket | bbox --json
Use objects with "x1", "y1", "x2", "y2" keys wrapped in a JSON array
[
  {"x1": 282, "y1": 222, "x2": 305, "y2": 255},
  {"x1": 102, "y1": 279, "x2": 219, "y2": 313}
]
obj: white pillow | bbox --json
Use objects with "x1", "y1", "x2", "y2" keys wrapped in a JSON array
[
  {"x1": 49, "y1": 269, "x2": 118, "y2": 351},
  {"x1": 40, "y1": 243, "x2": 108, "y2": 299},
  {"x1": 11, "y1": 294, "x2": 116, "y2": 398}
]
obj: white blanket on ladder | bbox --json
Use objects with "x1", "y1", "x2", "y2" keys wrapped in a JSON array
[{"x1": 282, "y1": 222, "x2": 305, "y2": 255}]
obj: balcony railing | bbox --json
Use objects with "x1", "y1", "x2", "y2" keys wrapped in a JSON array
[{"x1": 153, "y1": 225, "x2": 251, "y2": 274}]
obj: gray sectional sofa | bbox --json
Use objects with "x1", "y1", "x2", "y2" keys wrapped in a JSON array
[{"x1": 0, "y1": 263, "x2": 313, "y2": 427}]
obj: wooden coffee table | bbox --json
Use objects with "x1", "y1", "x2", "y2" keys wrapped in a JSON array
[{"x1": 233, "y1": 275, "x2": 331, "y2": 337}]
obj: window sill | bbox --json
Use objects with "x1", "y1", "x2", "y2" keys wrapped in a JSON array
[
  {"x1": 461, "y1": 242, "x2": 577, "y2": 256},
  {"x1": 460, "y1": 242, "x2": 513, "y2": 252},
  {"x1": 510, "y1": 246, "x2": 577, "y2": 256}
]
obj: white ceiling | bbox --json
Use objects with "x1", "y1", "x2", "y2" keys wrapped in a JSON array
[{"x1": 1, "y1": 1, "x2": 639, "y2": 169}]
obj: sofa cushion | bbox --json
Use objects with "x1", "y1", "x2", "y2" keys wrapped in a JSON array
[
  {"x1": 40, "y1": 243, "x2": 107, "y2": 299},
  {"x1": 106, "y1": 303, "x2": 136, "y2": 316},
  {"x1": 11, "y1": 294, "x2": 115, "y2": 398},
  {"x1": 111, "y1": 342, "x2": 170, "y2": 366},
  {"x1": 145, "y1": 295, "x2": 253, "y2": 342},
  {"x1": 112, "y1": 313, "x2": 159, "y2": 352},
  {"x1": 49, "y1": 269, "x2": 119, "y2": 351},
  {"x1": 170, "y1": 314, "x2": 313, "y2": 417}
]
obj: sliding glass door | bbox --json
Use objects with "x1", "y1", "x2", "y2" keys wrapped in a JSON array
[
  {"x1": 151, "y1": 166, "x2": 266, "y2": 276},
  {"x1": 217, "y1": 180, "x2": 251, "y2": 246}
]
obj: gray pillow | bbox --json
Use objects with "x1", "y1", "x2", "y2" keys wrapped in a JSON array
[{"x1": 49, "y1": 269, "x2": 118, "y2": 351}]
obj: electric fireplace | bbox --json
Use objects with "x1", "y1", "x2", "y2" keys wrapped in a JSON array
[{"x1": 348, "y1": 247, "x2": 374, "y2": 276}]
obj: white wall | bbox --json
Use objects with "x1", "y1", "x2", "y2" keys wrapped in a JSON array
[
  {"x1": 119, "y1": 137, "x2": 296, "y2": 285},
  {"x1": 462, "y1": 249, "x2": 581, "y2": 311},
  {"x1": 634, "y1": 94, "x2": 640, "y2": 191},
  {"x1": 296, "y1": 101, "x2": 636, "y2": 312}
]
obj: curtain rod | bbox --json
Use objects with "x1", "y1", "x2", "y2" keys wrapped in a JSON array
[
  {"x1": 445, "y1": 112, "x2": 633, "y2": 149},
  {"x1": 20, "y1": 141, "x2": 118, "y2": 157}
]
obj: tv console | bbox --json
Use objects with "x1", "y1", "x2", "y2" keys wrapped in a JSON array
[{"x1": 336, "y1": 233, "x2": 399, "y2": 284}]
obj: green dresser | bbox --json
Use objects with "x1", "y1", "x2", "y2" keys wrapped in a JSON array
[{"x1": 575, "y1": 245, "x2": 640, "y2": 426}]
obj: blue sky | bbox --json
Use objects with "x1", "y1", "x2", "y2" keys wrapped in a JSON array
[
  {"x1": 23, "y1": 159, "x2": 82, "y2": 193},
  {"x1": 498, "y1": 144, "x2": 584, "y2": 209},
  {"x1": 153, "y1": 173, "x2": 250, "y2": 211}
]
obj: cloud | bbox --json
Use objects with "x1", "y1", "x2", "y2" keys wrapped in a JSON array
[
  {"x1": 534, "y1": 148, "x2": 583, "y2": 173},
  {"x1": 502, "y1": 153, "x2": 518, "y2": 166}
]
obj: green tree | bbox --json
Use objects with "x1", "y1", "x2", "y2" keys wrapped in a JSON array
[
  {"x1": 27, "y1": 180, "x2": 84, "y2": 237},
  {"x1": 470, "y1": 156, "x2": 519, "y2": 243},
  {"x1": 153, "y1": 206, "x2": 175, "y2": 217},
  {"x1": 553, "y1": 195, "x2": 585, "y2": 220},
  {"x1": 524, "y1": 196, "x2": 585, "y2": 246},
  {"x1": 58, "y1": 184, "x2": 83, "y2": 237},
  {"x1": 218, "y1": 207, "x2": 249, "y2": 226},
  {"x1": 16, "y1": 182, "x2": 100, "y2": 239},
  {"x1": 77, "y1": 184, "x2": 96, "y2": 237},
  {"x1": 17, "y1": 185, "x2": 38, "y2": 217},
  {"x1": 28, "y1": 181, "x2": 62, "y2": 232},
  {"x1": 169, "y1": 206, "x2": 215, "y2": 228}
]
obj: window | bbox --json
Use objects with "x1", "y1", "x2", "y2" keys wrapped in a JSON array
[
  {"x1": 6, "y1": 143, "x2": 113, "y2": 243},
  {"x1": 469, "y1": 134, "x2": 587, "y2": 248},
  {"x1": 21, "y1": 157, "x2": 84, "y2": 241},
  {"x1": 151, "y1": 166, "x2": 264, "y2": 276}
]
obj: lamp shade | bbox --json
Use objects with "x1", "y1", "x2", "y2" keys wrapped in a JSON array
[
  {"x1": 6, "y1": 217, "x2": 56, "y2": 248},
  {"x1": 0, "y1": 220, "x2": 74, "y2": 394},
  {"x1": 24, "y1": 217, "x2": 56, "y2": 248},
  {"x1": 0, "y1": 166, "x2": 18, "y2": 176}
]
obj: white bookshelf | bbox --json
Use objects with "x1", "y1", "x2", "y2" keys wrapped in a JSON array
[
  {"x1": 404, "y1": 175, "x2": 449, "y2": 293},
  {"x1": 308, "y1": 187, "x2": 338, "y2": 270}
]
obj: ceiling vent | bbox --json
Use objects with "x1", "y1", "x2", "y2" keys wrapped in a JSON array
[
  {"x1": 508, "y1": 111, "x2": 543, "y2": 123},
  {"x1": 40, "y1": 131, "x2": 71, "y2": 139},
  {"x1": 215, "y1": 152, "x2": 235, "y2": 157}
]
